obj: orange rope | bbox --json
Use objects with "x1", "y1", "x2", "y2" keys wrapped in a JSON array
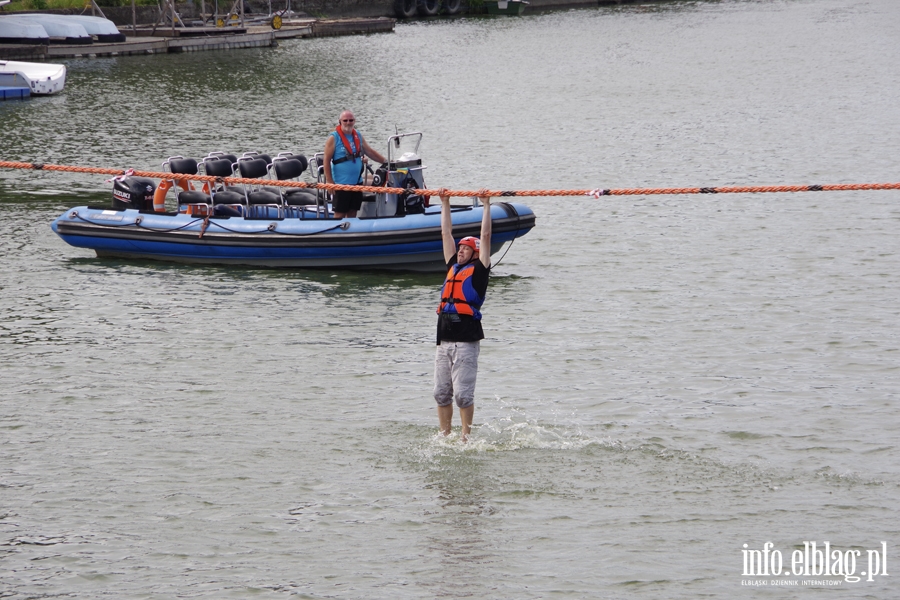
[{"x1": 1, "y1": 160, "x2": 898, "y2": 197}]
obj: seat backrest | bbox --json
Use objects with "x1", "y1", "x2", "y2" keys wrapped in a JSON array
[
  {"x1": 313, "y1": 153, "x2": 326, "y2": 179},
  {"x1": 167, "y1": 157, "x2": 199, "y2": 175},
  {"x1": 287, "y1": 153, "x2": 308, "y2": 174},
  {"x1": 241, "y1": 152, "x2": 273, "y2": 165},
  {"x1": 273, "y1": 158, "x2": 306, "y2": 181},
  {"x1": 237, "y1": 157, "x2": 268, "y2": 180},
  {"x1": 205, "y1": 151, "x2": 238, "y2": 164},
  {"x1": 203, "y1": 158, "x2": 234, "y2": 178}
]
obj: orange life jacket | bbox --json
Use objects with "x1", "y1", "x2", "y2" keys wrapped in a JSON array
[
  {"x1": 437, "y1": 261, "x2": 484, "y2": 319},
  {"x1": 332, "y1": 127, "x2": 362, "y2": 165}
]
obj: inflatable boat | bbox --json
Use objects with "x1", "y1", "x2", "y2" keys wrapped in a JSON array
[{"x1": 50, "y1": 135, "x2": 536, "y2": 271}]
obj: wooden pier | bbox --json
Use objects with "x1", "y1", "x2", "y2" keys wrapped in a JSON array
[{"x1": 0, "y1": 17, "x2": 395, "y2": 61}]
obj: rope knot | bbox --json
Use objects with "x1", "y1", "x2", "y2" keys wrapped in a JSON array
[{"x1": 105, "y1": 168, "x2": 135, "y2": 183}]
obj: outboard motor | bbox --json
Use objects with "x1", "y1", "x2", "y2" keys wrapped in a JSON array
[
  {"x1": 361, "y1": 132, "x2": 427, "y2": 218},
  {"x1": 397, "y1": 169, "x2": 426, "y2": 215},
  {"x1": 112, "y1": 176, "x2": 157, "y2": 211}
]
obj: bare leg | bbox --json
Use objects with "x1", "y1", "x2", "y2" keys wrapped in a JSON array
[
  {"x1": 438, "y1": 404, "x2": 453, "y2": 436},
  {"x1": 459, "y1": 404, "x2": 474, "y2": 441}
]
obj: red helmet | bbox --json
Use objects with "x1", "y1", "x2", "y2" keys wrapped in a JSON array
[{"x1": 458, "y1": 236, "x2": 480, "y2": 252}]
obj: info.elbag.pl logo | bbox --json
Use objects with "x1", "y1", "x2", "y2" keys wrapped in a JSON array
[{"x1": 742, "y1": 541, "x2": 889, "y2": 586}]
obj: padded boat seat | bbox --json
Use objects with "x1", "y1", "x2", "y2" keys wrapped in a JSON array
[
  {"x1": 169, "y1": 158, "x2": 200, "y2": 175},
  {"x1": 273, "y1": 157, "x2": 308, "y2": 180},
  {"x1": 237, "y1": 157, "x2": 269, "y2": 180},
  {"x1": 177, "y1": 190, "x2": 210, "y2": 204},
  {"x1": 214, "y1": 205, "x2": 243, "y2": 217},
  {"x1": 214, "y1": 155, "x2": 240, "y2": 192},
  {"x1": 213, "y1": 191, "x2": 244, "y2": 216},
  {"x1": 212, "y1": 190, "x2": 244, "y2": 205},
  {"x1": 235, "y1": 157, "x2": 282, "y2": 208},
  {"x1": 205, "y1": 152, "x2": 238, "y2": 165},
  {"x1": 204, "y1": 158, "x2": 235, "y2": 178},
  {"x1": 271, "y1": 157, "x2": 315, "y2": 206},
  {"x1": 248, "y1": 190, "x2": 280, "y2": 205},
  {"x1": 284, "y1": 189, "x2": 318, "y2": 206}
]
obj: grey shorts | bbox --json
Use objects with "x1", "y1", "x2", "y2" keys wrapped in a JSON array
[{"x1": 433, "y1": 341, "x2": 480, "y2": 408}]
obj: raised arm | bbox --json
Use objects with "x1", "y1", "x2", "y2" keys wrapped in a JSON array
[
  {"x1": 478, "y1": 191, "x2": 492, "y2": 268},
  {"x1": 438, "y1": 189, "x2": 456, "y2": 263}
]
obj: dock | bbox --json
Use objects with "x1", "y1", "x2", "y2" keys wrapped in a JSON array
[
  {"x1": 0, "y1": 85, "x2": 31, "y2": 100},
  {"x1": 0, "y1": 72, "x2": 31, "y2": 100},
  {"x1": 0, "y1": 17, "x2": 395, "y2": 61}
]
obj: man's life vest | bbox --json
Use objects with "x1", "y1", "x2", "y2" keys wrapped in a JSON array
[
  {"x1": 331, "y1": 127, "x2": 362, "y2": 165},
  {"x1": 437, "y1": 262, "x2": 485, "y2": 320}
]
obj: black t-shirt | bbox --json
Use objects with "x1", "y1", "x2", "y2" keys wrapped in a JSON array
[{"x1": 436, "y1": 256, "x2": 491, "y2": 344}]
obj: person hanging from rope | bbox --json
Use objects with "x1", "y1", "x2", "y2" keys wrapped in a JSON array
[
  {"x1": 433, "y1": 188, "x2": 492, "y2": 441},
  {"x1": 323, "y1": 110, "x2": 386, "y2": 219}
]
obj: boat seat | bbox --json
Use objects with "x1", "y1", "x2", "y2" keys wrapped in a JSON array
[
  {"x1": 272, "y1": 155, "x2": 318, "y2": 207},
  {"x1": 167, "y1": 157, "x2": 200, "y2": 175},
  {"x1": 162, "y1": 156, "x2": 211, "y2": 213},
  {"x1": 178, "y1": 190, "x2": 211, "y2": 204},
  {"x1": 203, "y1": 152, "x2": 240, "y2": 191},
  {"x1": 283, "y1": 191, "x2": 318, "y2": 206},
  {"x1": 240, "y1": 151, "x2": 273, "y2": 166},
  {"x1": 237, "y1": 157, "x2": 282, "y2": 219},
  {"x1": 201, "y1": 157, "x2": 245, "y2": 216},
  {"x1": 274, "y1": 154, "x2": 308, "y2": 176},
  {"x1": 203, "y1": 157, "x2": 234, "y2": 178},
  {"x1": 273, "y1": 156, "x2": 308, "y2": 180},
  {"x1": 204, "y1": 151, "x2": 238, "y2": 165}
]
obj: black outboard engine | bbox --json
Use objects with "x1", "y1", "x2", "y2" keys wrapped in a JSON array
[
  {"x1": 398, "y1": 173, "x2": 426, "y2": 215},
  {"x1": 112, "y1": 176, "x2": 157, "y2": 211}
]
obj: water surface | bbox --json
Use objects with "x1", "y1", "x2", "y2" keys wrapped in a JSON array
[{"x1": 2, "y1": 0, "x2": 899, "y2": 597}]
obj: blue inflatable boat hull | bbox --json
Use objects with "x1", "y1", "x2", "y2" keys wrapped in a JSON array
[{"x1": 51, "y1": 202, "x2": 536, "y2": 271}]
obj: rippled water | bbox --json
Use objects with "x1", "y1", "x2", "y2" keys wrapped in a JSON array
[{"x1": 2, "y1": 0, "x2": 899, "y2": 597}]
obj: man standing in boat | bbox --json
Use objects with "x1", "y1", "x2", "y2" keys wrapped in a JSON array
[
  {"x1": 323, "y1": 110, "x2": 386, "y2": 219},
  {"x1": 433, "y1": 188, "x2": 492, "y2": 441}
]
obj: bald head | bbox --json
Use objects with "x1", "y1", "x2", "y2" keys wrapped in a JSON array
[{"x1": 339, "y1": 111, "x2": 355, "y2": 128}]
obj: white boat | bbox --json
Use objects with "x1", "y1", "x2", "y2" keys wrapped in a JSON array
[
  {"x1": 0, "y1": 60, "x2": 66, "y2": 95},
  {"x1": 0, "y1": 15, "x2": 92, "y2": 45},
  {"x1": 0, "y1": 16, "x2": 50, "y2": 45},
  {"x1": 13, "y1": 14, "x2": 124, "y2": 43}
]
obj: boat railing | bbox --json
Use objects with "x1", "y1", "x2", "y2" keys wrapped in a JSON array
[{"x1": 386, "y1": 131, "x2": 423, "y2": 165}]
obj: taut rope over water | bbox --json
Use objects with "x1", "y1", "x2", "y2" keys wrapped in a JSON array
[{"x1": 1, "y1": 160, "x2": 898, "y2": 198}]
